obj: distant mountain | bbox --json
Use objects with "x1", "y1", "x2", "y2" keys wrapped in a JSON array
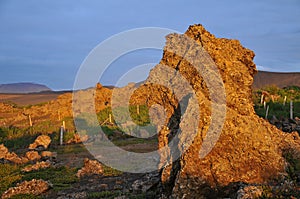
[
  {"x1": 0, "y1": 83, "x2": 51, "y2": 93},
  {"x1": 253, "y1": 71, "x2": 300, "y2": 89}
]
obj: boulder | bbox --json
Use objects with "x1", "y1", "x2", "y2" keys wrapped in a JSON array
[
  {"x1": 0, "y1": 144, "x2": 27, "y2": 164},
  {"x1": 25, "y1": 151, "x2": 41, "y2": 161},
  {"x1": 29, "y1": 135, "x2": 51, "y2": 150},
  {"x1": 76, "y1": 158, "x2": 104, "y2": 178},
  {"x1": 1, "y1": 179, "x2": 51, "y2": 199}
]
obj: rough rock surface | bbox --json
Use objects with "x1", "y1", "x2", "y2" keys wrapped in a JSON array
[
  {"x1": 40, "y1": 151, "x2": 57, "y2": 159},
  {"x1": 270, "y1": 116, "x2": 300, "y2": 134},
  {"x1": 25, "y1": 151, "x2": 41, "y2": 161},
  {"x1": 0, "y1": 144, "x2": 28, "y2": 164},
  {"x1": 134, "y1": 24, "x2": 300, "y2": 198},
  {"x1": 66, "y1": 134, "x2": 89, "y2": 144},
  {"x1": 76, "y1": 158, "x2": 104, "y2": 178},
  {"x1": 1, "y1": 179, "x2": 51, "y2": 199},
  {"x1": 29, "y1": 135, "x2": 51, "y2": 150},
  {"x1": 22, "y1": 161, "x2": 51, "y2": 172},
  {"x1": 236, "y1": 186, "x2": 263, "y2": 199},
  {"x1": 131, "y1": 173, "x2": 160, "y2": 193},
  {"x1": 56, "y1": 192, "x2": 87, "y2": 199}
]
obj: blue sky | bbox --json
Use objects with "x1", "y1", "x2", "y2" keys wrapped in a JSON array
[{"x1": 0, "y1": 0, "x2": 299, "y2": 90}]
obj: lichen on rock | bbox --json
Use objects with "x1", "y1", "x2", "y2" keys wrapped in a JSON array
[{"x1": 131, "y1": 24, "x2": 300, "y2": 198}]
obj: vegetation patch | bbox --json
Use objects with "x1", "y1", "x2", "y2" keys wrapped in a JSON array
[
  {"x1": 21, "y1": 166, "x2": 78, "y2": 191},
  {"x1": 253, "y1": 85, "x2": 300, "y2": 119},
  {"x1": 102, "y1": 165, "x2": 123, "y2": 176},
  {"x1": 0, "y1": 164, "x2": 22, "y2": 196},
  {"x1": 9, "y1": 194, "x2": 41, "y2": 199},
  {"x1": 87, "y1": 191, "x2": 156, "y2": 199}
]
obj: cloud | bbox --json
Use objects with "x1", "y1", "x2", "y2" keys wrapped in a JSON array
[{"x1": 256, "y1": 65, "x2": 273, "y2": 72}]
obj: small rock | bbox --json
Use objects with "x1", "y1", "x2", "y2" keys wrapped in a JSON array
[
  {"x1": 0, "y1": 144, "x2": 9, "y2": 157},
  {"x1": 57, "y1": 192, "x2": 87, "y2": 199},
  {"x1": 25, "y1": 151, "x2": 41, "y2": 161},
  {"x1": 41, "y1": 151, "x2": 57, "y2": 159},
  {"x1": 66, "y1": 134, "x2": 89, "y2": 144},
  {"x1": 99, "y1": 184, "x2": 109, "y2": 190},
  {"x1": 237, "y1": 185, "x2": 263, "y2": 199},
  {"x1": 113, "y1": 185, "x2": 123, "y2": 190},
  {"x1": 22, "y1": 161, "x2": 51, "y2": 172},
  {"x1": 0, "y1": 144, "x2": 26, "y2": 164},
  {"x1": 1, "y1": 179, "x2": 51, "y2": 199},
  {"x1": 76, "y1": 158, "x2": 103, "y2": 178},
  {"x1": 29, "y1": 135, "x2": 51, "y2": 150},
  {"x1": 132, "y1": 173, "x2": 160, "y2": 193},
  {"x1": 116, "y1": 180, "x2": 123, "y2": 184}
]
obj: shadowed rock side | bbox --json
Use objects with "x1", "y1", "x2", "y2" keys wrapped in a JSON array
[{"x1": 131, "y1": 24, "x2": 300, "y2": 198}]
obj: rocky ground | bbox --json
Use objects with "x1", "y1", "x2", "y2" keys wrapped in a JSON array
[{"x1": 0, "y1": 135, "x2": 161, "y2": 199}]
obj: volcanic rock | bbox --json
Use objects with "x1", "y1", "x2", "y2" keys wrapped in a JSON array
[
  {"x1": 134, "y1": 24, "x2": 300, "y2": 198},
  {"x1": 1, "y1": 179, "x2": 51, "y2": 199},
  {"x1": 22, "y1": 161, "x2": 52, "y2": 172},
  {"x1": 29, "y1": 135, "x2": 51, "y2": 150},
  {"x1": 76, "y1": 158, "x2": 104, "y2": 178},
  {"x1": 56, "y1": 192, "x2": 87, "y2": 199},
  {"x1": 131, "y1": 173, "x2": 160, "y2": 193},
  {"x1": 0, "y1": 144, "x2": 27, "y2": 164},
  {"x1": 66, "y1": 133, "x2": 89, "y2": 144},
  {"x1": 40, "y1": 151, "x2": 57, "y2": 158},
  {"x1": 25, "y1": 151, "x2": 41, "y2": 161},
  {"x1": 236, "y1": 186, "x2": 263, "y2": 199}
]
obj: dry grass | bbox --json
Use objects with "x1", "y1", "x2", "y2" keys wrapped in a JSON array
[{"x1": 0, "y1": 92, "x2": 69, "y2": 106}]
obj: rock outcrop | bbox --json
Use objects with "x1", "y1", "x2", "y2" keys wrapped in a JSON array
[{"x1": 132, "y1": 24, "x2": 300, "y2": 198}]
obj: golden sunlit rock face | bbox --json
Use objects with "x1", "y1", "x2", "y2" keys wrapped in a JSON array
[{"x1": 139, "y1": 24, "x2": 300, "y2": 198}]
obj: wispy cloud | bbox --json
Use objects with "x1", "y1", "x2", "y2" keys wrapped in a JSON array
[{"x1": 256, "y1": 65, "x2": 273, "y2": 72}]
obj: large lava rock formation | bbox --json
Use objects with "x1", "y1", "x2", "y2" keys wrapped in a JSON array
[{"x1": 129, "y1": 24, "x2": 300, "y2": 198}]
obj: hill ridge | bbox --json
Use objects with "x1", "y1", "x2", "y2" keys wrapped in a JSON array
[
  {"x1": 253, "y1": 71, "x2": 300, "y2": 89},
  {"x1": 0, "y1": 82, "x2": 51, "y2": 94}
]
